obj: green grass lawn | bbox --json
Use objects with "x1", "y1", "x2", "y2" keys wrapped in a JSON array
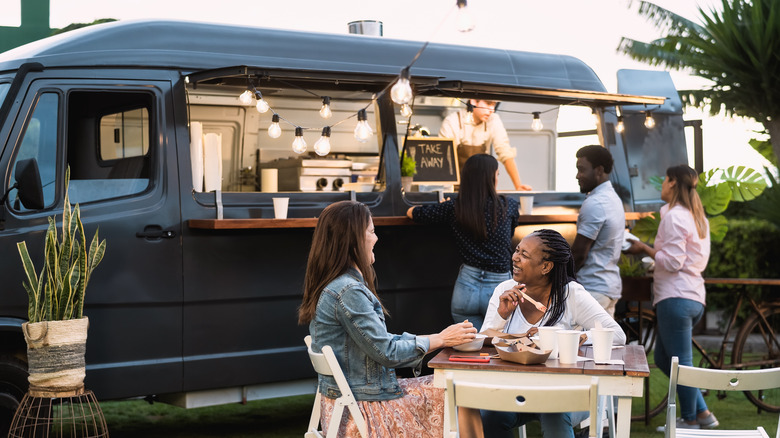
[{"x1": 100, "y1": 349, "x2": 779, "y2": 437}]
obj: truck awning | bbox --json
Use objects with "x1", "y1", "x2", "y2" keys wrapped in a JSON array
[{"x1": 186, "y1": 66, "x2": 667, "y2": 108}]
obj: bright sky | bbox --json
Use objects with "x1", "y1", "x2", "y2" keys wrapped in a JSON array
[{"x1": 4, "y1": 0, "x2": 772, "y2": 173}]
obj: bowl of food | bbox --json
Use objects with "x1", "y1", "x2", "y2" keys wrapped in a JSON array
[{"x1": 453, "y1": 333, "x2": 487, "y2": 352}]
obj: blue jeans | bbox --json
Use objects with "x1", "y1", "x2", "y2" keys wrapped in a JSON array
[
  {"x1": 481, "y1": 410, "x2": 589, "y2": 438},
  {"x1": 451, "y1": 264, "x2": 511, "y2": 330},
  {"x1": 655, "y1": 298, "x2": 708, "y2": 421}
]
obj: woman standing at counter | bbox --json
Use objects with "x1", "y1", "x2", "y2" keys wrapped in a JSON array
[{"x1": 407, "y1": 154, "x2": 519, "y2": 329}]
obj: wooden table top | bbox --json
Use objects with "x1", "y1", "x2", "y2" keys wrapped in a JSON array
[{"x1": 429, "y1": 343, "x2": 649, "y2": 378}]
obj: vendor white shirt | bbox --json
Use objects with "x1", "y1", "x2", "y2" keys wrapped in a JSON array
[
  {"x1": 439, "y1": 110, "x2": 517, "y2": 163},
  {"x1": 576, "y1": 180, "x2": 625, "y2": 299},
  {"x1": 480, "y1": 279, "x2": 626, "y2": 345}
]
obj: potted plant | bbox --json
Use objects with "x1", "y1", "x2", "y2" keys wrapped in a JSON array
[
  {"x1": 400, "y1": 152, "x2": 416, "y2": 192},
  {"x1": 16, "y1": 167, "x2": 106, "y2": 397},
  {"x1": 618, "y1": 254, "x2": 652, "y2": 302}
]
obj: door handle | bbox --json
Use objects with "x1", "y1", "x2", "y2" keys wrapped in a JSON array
[{"x1": 136, "y1": 225, "x2": 176, "y2": 239}]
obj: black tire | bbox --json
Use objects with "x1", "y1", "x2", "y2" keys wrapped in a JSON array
[
  {"x1": 0, "y1": 355, "x2": 28, "y2": 435},
  {"x1": 732, "y1": 304, "x2": 780, "y2": 413}
]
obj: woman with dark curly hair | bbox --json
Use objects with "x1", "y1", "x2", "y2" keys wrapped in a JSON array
[{"x1": 480, "y1": 229, "x2": 625, "y2": 438}]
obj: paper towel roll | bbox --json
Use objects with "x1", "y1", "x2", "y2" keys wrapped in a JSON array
[
  {"x1": 190, "y1": 122, "x2": 204, "y2": 192},
  {"x1": 261, "y1": 169, "x2": 278, "y2": 193},
  {"x1": 203, "y1": 133, "x2": 222, "y2": 192}
]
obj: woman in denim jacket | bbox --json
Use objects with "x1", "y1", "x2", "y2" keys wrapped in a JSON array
[{"x1": 299, "y1": 200, "x2": 479, "y2": 437}]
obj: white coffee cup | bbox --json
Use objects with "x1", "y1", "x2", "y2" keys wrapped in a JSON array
[
  {"x1": 519, "y1": 196, "x2": 534, "y2": 215},
  {"x1": 591, "y1": 327, "x2": 615, "y2": 364},
  {"x1": 272, "y1": 197, "x2": 289, "y2": 219},
  {"x1": 557, "y1": 330, "x2": 582, "y2": 364},
  {"x1": 536, "y1": 326, "x2": 560, "y2": 359}
]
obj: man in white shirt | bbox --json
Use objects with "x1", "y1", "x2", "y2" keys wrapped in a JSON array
[
  {"x1": 571, "y1": 145, "x2": 625, "y2": 317},
  {"x1": 439, "y1": 99, "x2": 531, "y2": 191}
]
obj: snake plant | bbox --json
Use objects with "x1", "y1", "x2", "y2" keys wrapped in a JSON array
[{"x1": 16, "y1": 167, "x2": 106, "y2": 323}]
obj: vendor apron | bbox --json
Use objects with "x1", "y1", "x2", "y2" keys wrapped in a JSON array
[{"x1": 457, "y1": 144, "x2": 487, "y2": 175}]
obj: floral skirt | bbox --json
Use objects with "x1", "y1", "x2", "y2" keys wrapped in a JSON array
[{"x1": 320, "y1": 374, "x2": 444, "y2": 438}]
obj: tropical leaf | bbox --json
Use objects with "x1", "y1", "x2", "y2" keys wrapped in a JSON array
[
  {"x1": 708, "y1": 214, "x2": 729, "y2": 243},
  {"x1": 698, "y1": 182, "x2": 731, "y2": 215},
  {"x1": 748, "y1": 138, "x2": 777, "y2": 167},
  {"x1": 632, "y1": 213, "x2": 660, "y2": 245},
  {"x1": 719, "y1": 165, "x2": 767, "y2": 202}
]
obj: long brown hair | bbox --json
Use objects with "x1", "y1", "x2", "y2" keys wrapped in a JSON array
[
  {"x1": 454, "y1": 154, "x2": 505, "y2": 241},
  {"x1": 666, "y1": 165, "x2": 708, "y2": 239},
  {"x1": 298, "y1": 201, "x2": 380, "y2": 325}
]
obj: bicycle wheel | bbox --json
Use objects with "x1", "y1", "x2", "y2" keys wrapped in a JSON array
[
  {"x1": 732, "y1": 304, "x2": 780, "y2": 413},
  {"x1": 617, "y1": 306, "x2": 668, "y2": 422}
]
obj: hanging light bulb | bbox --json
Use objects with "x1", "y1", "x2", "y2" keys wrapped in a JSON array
[
  {"x1": 400, "y1": 103, "x2": 413, "y2": 118},
  {"x1": 255, "y1": 91, "x2": 270, "y2": 113},
  {"x1": 456, "y1": 0, "x2": 475, "y2": 32},
  {"x1": 531, "y1": 112, "x2": 543, "y2": 131},
  {"x1": 354, "y1": 109, "x2": 373, "y2": 142},
  {"x1": 391, "y1": 68, "x2": 413, "y2": 105},
  {"x1": 238, "y1": 90, "x2": 254, "y2": 105},
  {"x1": 314, "y1": 126, "x2": 332, "y2": 156},
  {"x1": 268, "y1": 114, "x2": 282, "y2": 138},
  {"x1": 615, "y1": 115, "x2": 625, "y2": 133},
  {"x1": 465, "y1": 102, "x2": 475, "y2": 124},
  {"x1": 644, "y1": 112, "x2": 656, "y2": 129},
  {"x1": 319, "y1": 96, "x2": 332, "y2": 119},
  {"x1": 292, "y1": 127, "x2": 307, "y2": 154}
]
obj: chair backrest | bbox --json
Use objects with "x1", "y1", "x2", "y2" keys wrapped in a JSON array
[
  {"x1": 671, "y1": 356, "x2": 780, "y2": 393},
  {"x1": 304, "y1": 335, "x2": 368, "y2": 438},
  {"x1": 667, "y1": 356, "x2": 780, "y2": 438},
  {"x1": 446, "y1": 372, "x2": 599, "y2": 437}
]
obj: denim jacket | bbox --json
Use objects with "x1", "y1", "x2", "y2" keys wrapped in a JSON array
[{"x1": 309, "y1": 268, "x2": 430, "y2": 401}]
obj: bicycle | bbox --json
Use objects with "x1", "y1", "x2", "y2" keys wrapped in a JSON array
[{"x1": 616, "y1": 277, "x2": 780, "y2": 423}]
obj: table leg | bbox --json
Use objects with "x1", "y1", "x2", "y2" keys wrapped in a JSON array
[{"x1": 616, "y1": 396, "x2": 632, "y2": 438}]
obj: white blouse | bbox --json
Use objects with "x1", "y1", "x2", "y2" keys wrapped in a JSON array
[{"x1": 480, "y1": 279, "x2": 626, "y2": 345}]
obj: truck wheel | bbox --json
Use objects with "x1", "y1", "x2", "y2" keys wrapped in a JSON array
[{"x1": 0, "y1": 356, "x2": 28, "y2": 435}]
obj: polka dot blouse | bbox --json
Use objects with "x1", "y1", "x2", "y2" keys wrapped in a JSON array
[{"x1": 411, "y1": 197, "x2": 519, "y2": 273}]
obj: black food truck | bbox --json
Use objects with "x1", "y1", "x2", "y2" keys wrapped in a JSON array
[{"x1": 0, "y1": 19, "x2": 689, "y2": 429}]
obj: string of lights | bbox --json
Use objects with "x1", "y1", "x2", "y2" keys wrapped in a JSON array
[{"x1": 223, "y1": 0, "x2": 473, "y2": 156}]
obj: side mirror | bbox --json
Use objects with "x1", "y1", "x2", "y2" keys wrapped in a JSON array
[{"x1": 14, "y1": 158, "x2": 44, "y2": 210}]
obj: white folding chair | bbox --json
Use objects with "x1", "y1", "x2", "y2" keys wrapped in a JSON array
[
  {"x1": 446, "y1": 372, "x2": 600, "y2": 438},
  {"x1": 304, "y1": 335, "x2": 368, "y2": 438},
  {"x1": 665, "y1": 356, "x2": 780, "y2": 438}
]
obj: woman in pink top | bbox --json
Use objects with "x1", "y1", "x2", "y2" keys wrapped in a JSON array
[{"x1": 626, "y1": 165, "x2": 719, "y2": 430}]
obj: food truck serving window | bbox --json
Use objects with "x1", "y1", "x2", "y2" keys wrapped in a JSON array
[{"x1": 187, "y1": 84, "x2": 380, "y2": 193}]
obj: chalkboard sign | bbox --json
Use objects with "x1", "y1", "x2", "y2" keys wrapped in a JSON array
[{"x1": 404, "y1": 137, "x2": 459, "y2": 185}]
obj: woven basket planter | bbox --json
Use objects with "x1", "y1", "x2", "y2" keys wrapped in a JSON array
[{"x1": 22, "y1": 317, "x2": 89, "y2": 398}]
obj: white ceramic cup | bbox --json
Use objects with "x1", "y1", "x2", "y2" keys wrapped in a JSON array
[
  {"x1": 591, "y1": 327, "x2": 615, "y2": 363},
  {"x1": 519, "y1": 196, "x2": 534, "y2": 215},
  {"x1": 535, "y1": 326, "x2": 560, "y2": 359},
  {"x1": 272, "y1": 197, "x2": 289, "y2": 219},
  {"x1": 557, "y1": 330, "x2": 582, "y2": 364}
]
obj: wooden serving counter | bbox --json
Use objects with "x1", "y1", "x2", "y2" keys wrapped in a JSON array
[{"x1": 188, "y1": 212, "x2": 653, "y2": 230}]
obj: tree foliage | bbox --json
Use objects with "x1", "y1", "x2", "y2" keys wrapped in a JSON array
[{"x1": 618, "y1": 0, "x2": 780, "y2": 163}]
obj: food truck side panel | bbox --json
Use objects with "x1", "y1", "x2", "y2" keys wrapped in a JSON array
[{"x1": 0, "y1": 68, "x2": 187, "y2": 403}]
